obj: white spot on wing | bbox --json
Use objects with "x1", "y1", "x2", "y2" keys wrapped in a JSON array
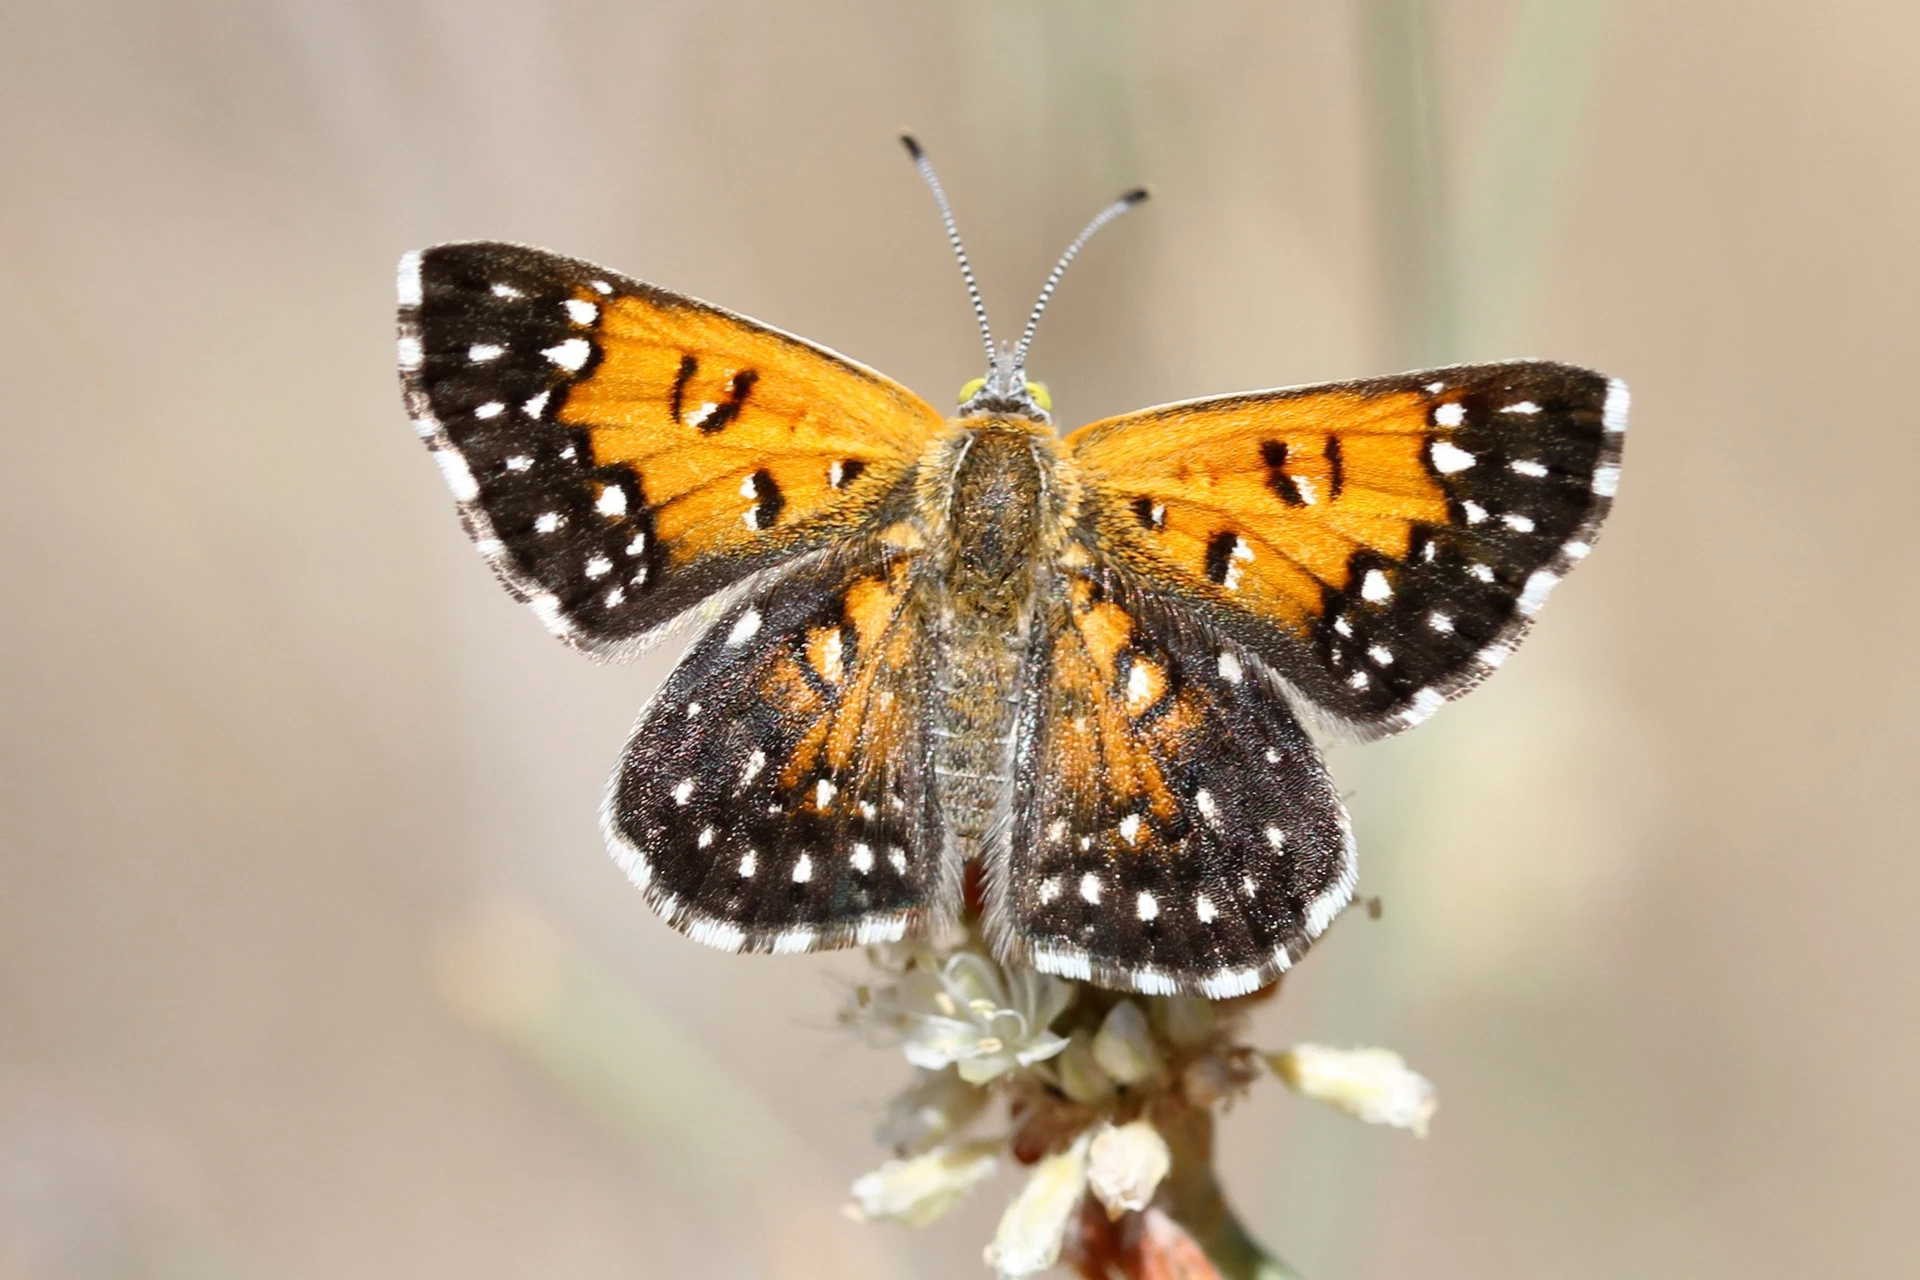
[
  {"x1": 888, "y1": 847, "x2": 908, "y2": 874},
  {"x1": 564, "y1": 298, "x2": 599, "y2": 325},
  {"x1": 741, "y1": 750, "x2": 765, "y2": 785},
  {"x1": 522, "y1": 390, "x2": 550, "y2": 418},
  {"x1": 585, "y1": 555, "x2": 611, "y2": 579},
  {"x1": 791, "y1": 854, "x2": 812, "y2": 884},
  {"x1": 1126, "y1": 662, "x2": 1153, "y2": 708},
  {"x1": 1505, "y1": 400, "x2": 1541, "y2": 414},
  {"x1": 1118, "y1": 813, "x2": 1143, "y2": 844},
  {"x1": 1198, "y1": 967, "x2": 1262, "y2": 998},
  {"x1": 1196, "y1": 895, "x2": 1218, "y2": 924},
  {"x1": 469, "y1": 343, "x2": 504, "y2": 363},
  {"x1": 697, "y1": 826, "x2": 714, "y2": 849},
  {"x1": 1038, "y1": 877, "x2": 1061, "y2": 904},
  {"x1": 1429, "y1": 440, "x2": 1476, "y2": 473},
  {"x1": 726, "y1": 609, "x2": 762, "y2": 646},
  {"x1": 1361, "y1": 569, "x2": 1392, "y2": 603},
  {"x1": 542, "y1": 338, "x2": 591, "y2": 371},
  {"x1": 1265, "y1": 827, "x2": 1285, "y2": 849},
  {"x1": 1427, "y1": 611, "x2": 1454, "y2": 633},
  {"x1": 1367, "y1": 645, "x2": 1394, "y2": 666},
  {"x1": 1079, "y1": 872, "x2": 1102, "y2": 904},
  {"x1": 490, "y1": 282, "x2": 523, "y2": 299},
  {"x1": 771, "y1": 927, "x2": 815, "y2": 954},
  {"x1": 1502, "y1": 512, "x2": 1536, "y2": 533},
  {"x1": 533, "y1": 511, "x2": 561, "y2": 534},
  {"x1": 1564, "y1": 539, "x2": 1591, "y2": 561},
  {"x1": 1517, "y1": 568, "x2": 1559, "y2": 616},
  {"x1": 688, "y1": 918, "x2": 745, "y2": 952},
  {"x1": 1592, "y1": 462, "x2": 1621, "y2": 496},
  {"x1": 397, "y1": 336, "x2": 422, "y2": 370},
  {"x1": 815, "y1": 778, "x2": 837, "y2": 808},
  {"x1": 1511, "y1": 458, "x2": 1549, "y2": 477},
  {"x1": 396, "y1": 251, "x2": 423, "y2": 306},
  {"x1": 1461, "y1": 500, "x2": 1488, "y2": 524},
  {"x1": 1217, "y1": 651, "x2": 1242, "y2": 683},
  {"x1": 850, "y1": 844, "x2": 874, "y2": 873},
  {"x1": 672, "y1": 778, "x2": 695, "y2": 806},
  {"x1": 596, "y1": 486, "x2": 628, "y2": 517},
  {"x1": 1603, "y1": 379, "x2": 1630, "y2": 434},
  {"x1": 1433, "y1": 401, "x2": 1466, "y2": 427},
  {"x1": 855, "y1": 916, "x2": 908, "y2": 945},
  {"x1": 1195, "y1": 789, "x2": 1216, "y2": 820},
  {"x1": 473, "y1": 401, "x2": 504, "y2": 420},
  {"x1": 434, "y1": 451, "x2": 478, "y2": 501}
]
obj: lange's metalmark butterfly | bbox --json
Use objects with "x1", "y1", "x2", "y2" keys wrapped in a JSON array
[{"x1": 396, "y1": 137, "x2": 1625, "y2": 998}]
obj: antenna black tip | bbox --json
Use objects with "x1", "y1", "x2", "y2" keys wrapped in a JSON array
[
  {"x1": 1121, "y1": 186, "x2": 1152, "y2": 207},
  {"x1": 900, "y1": 134, "x2": 924, "y2": 161}
]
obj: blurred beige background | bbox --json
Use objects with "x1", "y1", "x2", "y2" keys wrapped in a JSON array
[{"x1": 3, "y1": 1, "x2": 1917, "y2": 1277}]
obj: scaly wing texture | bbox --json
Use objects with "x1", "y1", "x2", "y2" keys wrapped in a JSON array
[
  {"x1": 1065, "y1": 362, "x2": 1625, "y2": 734},
  {"x1": 604, "y1": 546, "x2": 951, "y2": 953},
  {"x1": 397, "y1": 242, "x2": 946, "y2": 653},
  {"x1": 992, "y1": 565, "x2": 1355, "y2": 998}
]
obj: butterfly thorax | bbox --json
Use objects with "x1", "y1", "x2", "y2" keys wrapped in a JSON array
[{"x1": 923, "y1": 417, "x2": 1072, "y2": 853}]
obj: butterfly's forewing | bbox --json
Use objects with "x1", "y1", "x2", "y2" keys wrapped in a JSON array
[
  {"x1": 604, "y1": 546, "x2": 952, "y2": 954},
  {"x1": 992, "y1": 568, "x2": 1354, "y2": 997},
  {"x1": 1064, "y1": 362, "x2": 1625, "y2": 735},
  {"x1": 398, "y1": 243, "x2": 946, "y2": 653}
]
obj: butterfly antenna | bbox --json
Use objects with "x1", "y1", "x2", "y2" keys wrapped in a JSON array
[
  {"x1": 1013, "y1": 186, "x2": 1150, "y2": 368},
  {"x1": 901, "y1": 135, "x2": 997, "y2": 367}
]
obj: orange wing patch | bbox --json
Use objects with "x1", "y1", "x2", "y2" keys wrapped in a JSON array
[
  {"x1": 1043, "y1": 578, "x2": 1208, "y2": 841},
  {"x1": 770, "y1": 556, "x2": 924, "y2": 793},
  {"x1": 1066, "y1": 386, "x2": 1453, "y2": 633},
  {"x1": 562, "y1": 287, "x2": 947, "y2": 567}
]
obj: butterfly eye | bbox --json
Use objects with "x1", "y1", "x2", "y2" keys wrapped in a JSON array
[
  {"x1": 1024, "y1": 381, "x2": 1052, "y2": 411},
  {"x1": 957, "y1": 377, "x2": 986, "y2": 404}
]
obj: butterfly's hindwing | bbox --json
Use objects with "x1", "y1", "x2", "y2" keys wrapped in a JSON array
[
  {"x1": 603, "y1": 547, "x2": 951, "y2": 953},
  {"x1": 992, "y1": 566, "x2": 1355, "y2": 998},
  {"x1": 1067, "y1": 361, "x2": 1625, "y2": 735},
  {"x1": 398, "y1": 243, "x2": 945, "y2": 653}
]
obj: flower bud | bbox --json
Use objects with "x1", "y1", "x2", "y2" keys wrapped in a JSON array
[
  {"x1": 984, "y1": 1133, "x2": 1091, "y2": 1277},
  {"x1": 1092, "y1": 1000, "x2": 1165, "y2": 1086},
  {"x1": 1267, "y1": 1044, "x2": 1437, "y2": 1136},
  {"x1": 846, "y1": 1140, "x2": 1001, "y2": 1228},
  {"x1": 1086, "y1": 1120, "x2": 1171, "y2": 1217}
]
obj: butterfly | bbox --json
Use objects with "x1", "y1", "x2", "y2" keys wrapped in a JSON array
[{"x1": 396, "y1": 137, "x2": 1624, "y2": 999}]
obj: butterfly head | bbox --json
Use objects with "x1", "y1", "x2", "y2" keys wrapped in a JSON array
[
  {"x1": 958, "y1": 349, "x2": 1053, "y2": 421},
  {"x1": 902, "y1": 135, "x2": 1145, "y2": 428}
]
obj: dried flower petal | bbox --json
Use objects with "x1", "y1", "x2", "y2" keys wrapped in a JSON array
[
  {"x1": 1267, "y1": 1043, "x2": 1437, "y2": 1136},
  {"x1": 1092, "y1": 999, "x2": 1165, "y2": 1086},
  {"x1": 846, "y1": 1140, "x2": 1002, "y2": 1227},
  {"x1": 984, "y1": 1132, "x2": 1092, "y2": 1277},
  {"x1": 1087, "y1": 1119, "x2": 1172, "y2": 1217}
]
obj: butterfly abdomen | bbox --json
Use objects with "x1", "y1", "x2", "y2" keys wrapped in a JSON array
[{"x1": 926, "y1": 423, "x2": 1057, "y2": 851}]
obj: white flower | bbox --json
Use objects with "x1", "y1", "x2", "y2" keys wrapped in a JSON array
[
  {"x1": 856, "y1": 949, "x2": 1075, "y2": 1085},
  {"x1": 983, "y1": 1132, "x2": 1091, "y2": 1278},
  {"x1": 877, "y1": 1067, "x2": 991, "y2": 1155},
  {"x1": 1091, "y1": 999, "x2": 1165, "y2": 1086},
  {"x1": 846, "y1": 1140, "x2": 1002, "y2": 1228},
  {"x1": 1086, "y1": 1119, "x2": 1171, "y2": 1217},
  {"x1": 1268, "y1": 1044, "x2": 1438, "y2": 1136}
]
